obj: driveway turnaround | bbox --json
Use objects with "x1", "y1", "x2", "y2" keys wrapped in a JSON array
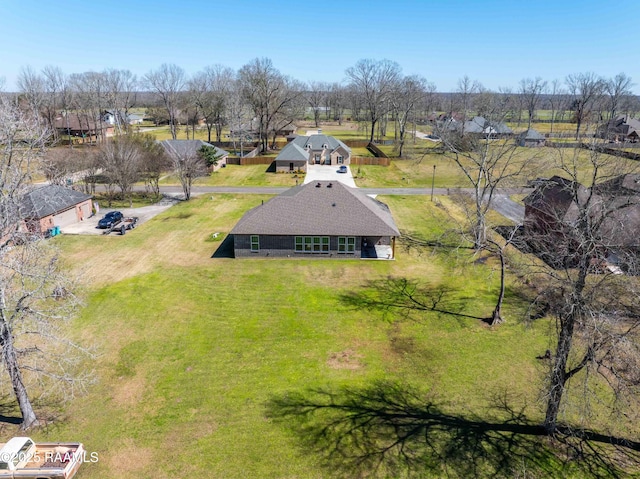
[
  {"x1": 61, "y1": 196, "x2": 180, "y2": 235},
  {"x1": 304, "y1": 163, "x2": 357, "y2": 187}
]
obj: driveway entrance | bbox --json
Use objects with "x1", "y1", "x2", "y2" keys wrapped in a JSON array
[{"x1": 304, "y1": 163, "x2": 357, "y2": 187}]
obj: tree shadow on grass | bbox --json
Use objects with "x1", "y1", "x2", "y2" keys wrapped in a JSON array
[
  {"x1": 266, "y1": 381, "x2": 640, "y2": 478},
  {"x1": 340, "y1": 277, "x2": 493, "y2": 325}
]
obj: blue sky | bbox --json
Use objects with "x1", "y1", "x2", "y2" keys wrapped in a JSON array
[{"x1": 1, "y1": 0, "x2": 638, "y2": 93}]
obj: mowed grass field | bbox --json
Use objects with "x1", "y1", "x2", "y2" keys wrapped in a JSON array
[{"x1": 11, "y1": 192, "x2": 631, "y2": 478}]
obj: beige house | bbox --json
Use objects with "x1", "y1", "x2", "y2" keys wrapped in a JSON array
[{"x1": 274, "y1": 134, "x2": 351, "y2": 173}]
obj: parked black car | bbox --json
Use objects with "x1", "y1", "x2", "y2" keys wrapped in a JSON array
[{"x1": 98, "y1": 211, "x2": 123, "y2": 229}]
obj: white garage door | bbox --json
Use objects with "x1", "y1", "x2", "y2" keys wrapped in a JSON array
[{"x1": 53, "y1": 207, "x2": 78, "y2": 228}]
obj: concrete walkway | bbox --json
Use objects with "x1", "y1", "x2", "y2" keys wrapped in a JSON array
[{"x1": 303, "y1": 163, "x2": 357, "y2": 188}]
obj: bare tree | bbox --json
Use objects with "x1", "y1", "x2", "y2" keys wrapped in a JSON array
[
  {"x1": 226, "y1": 81, "x2": 253, "y2": 157},
  {"x1": 137, "y1": 134, "x2": 169, "y2": 197},
  {"x1": 519, "y1": 77, "x2": 548, "y2": 130},
  {"x1": 144, "y1": 64, "x2": 186, "y2": 140},
  {"x1": 0, "y1": 92, "x2": 91, "y2": 429},
  {"x1": 565, "y1": 73, "x2": 604, "y2": 140},
  {"x1": 103, "y1": 69, "x2": 138, "y2": 134},
  {"x1": 327, "y1": 83, "x2": 346, "y2": 125},
  {"x1": 163, "y1": 144, "x2": 208, "y2": 200},
  {"x1": 548, "y1": 79, "x2": 566, "y2": 135},
  {"x1": 189, "y1": 65, "x2": 234, "y2": 143},
  {"x1": 306, "y1": 81, "x2": 328, "y2": 128},
  {"x1": 238, "y1": 58, "x2": 302, "y2": 152},
  {"x1": 97, "y1": 135, "x2": 143, "y2": 206},
  {"x1": 523, "y1": 145, "x2": 640, "y2": 435},
  {"x1": 346, "y1": 59, "x2": 401, "y2": 143},
  {"x1": 17, "y1": 67, "x2": 46, "y2": 131},
  {"x1": 434, "y1": 94, "x2": 529, "y2": 251},
  {"x1": 453, "y1": 75, "x2": 482, "y2": 125},
  {"x1": 390, "y1": 75, "x2": 432, "y2": 157},
  {"x1": 604, "y1": 72, "x2": 634, "y2": 121},
  {"x1": 69, "y1": 71, "x2": 108, "y2": 144}
]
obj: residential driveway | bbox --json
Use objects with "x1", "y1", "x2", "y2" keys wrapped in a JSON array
[
  {"x1": 61, "y1": 196, "x2": 180, "y2": 235},
  {"x1": 304, "y1": 163, "x2": 357, "y2": 187}
]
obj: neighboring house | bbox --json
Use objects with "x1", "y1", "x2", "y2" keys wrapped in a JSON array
[
  {"x1": 230, "y1": 180, "x2": 400, "y2": 259},
  {"x1": 271, "y1": 124, "x2": 297, "y2": 137},
  {"x1": 523, "y1": 175, "x2": 640, "y2": 271},
  {"x1": 517, "y1": 128, "x2": 546, "y2": 147},
  {"x1": 597, "y1": 116, "x2": 640, "y2": 142},
  {"x1": 102, "y1": 110, "x2": 144, "y2": 126},
  {"x1": 20, "y1": 185, "x2": 92, "y2": 234},
  {"x1": 54, "y1": 114, "x2": 114, "y2": 138},
  {"x1": 160, "y1": 140, "x2": 229, "y2": 171},
  {"x1": 273, "y1": 134, "x2": 351, "y2": 173},
  {"x1": 461, "y1": 116, "x2": 513, "y2": 137}
]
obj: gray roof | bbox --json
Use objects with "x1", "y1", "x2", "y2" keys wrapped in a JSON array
[
  {"x1": 20, "y1": 185, "x2": 91, "y2": 219},
  {"x1": 230, "y1": 181, "x2": 400, "y2": 237},
  {"x1": 160, "y1": 140, "x2": 229, "y2": 159},
  {"x1": 275, "y1": 134, "x2": 351, "y2": 163},
  {"x1": 518, "y1": 129, "x2": 545, "y2": 140},
  {"x1": 463, "y1": 116, "x2": 512, "y2": 135},
  {"x1": 274, "y1": 142, "x2": 309, "y2": 162}
]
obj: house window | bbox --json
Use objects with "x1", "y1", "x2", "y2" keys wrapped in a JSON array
[
  {"x1": 250, "y1": 235, "x2": 260, "y2": 252},
  {"x1": 314, "y1": 154, "x2": 320, "y2": 164},
  {"x1": 295, "y1": 236, "x2": 329, "y2": 253},
  {"x1": 337, "y1": 156, "x2": 344, "y2": 164},
  {"x1": 338, "y1": 237, "x2": 356, "y2": 253}
]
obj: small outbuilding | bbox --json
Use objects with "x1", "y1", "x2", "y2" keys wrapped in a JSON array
[
  {"x1": 20, "y1": 185, "x2": 93, "y2": 234},
  {"x1": 517, "y1": 129, "x2": 546, "y2": 147}
]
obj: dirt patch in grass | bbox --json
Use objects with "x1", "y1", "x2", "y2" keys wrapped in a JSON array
[
  {"x1": 112, "y1": 373, "x2": 146, "y2": 408},
  {"x1": 327, "y1": 349, "x2": 363, "y2": 370},
  {"x1": 107, "y1": 438, "x2": 154, "y2": 477}
]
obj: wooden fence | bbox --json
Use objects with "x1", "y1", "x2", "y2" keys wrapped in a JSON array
[
  {"x1": 351, "y1": 156, "x2": 390, "y2": 166},
  {"x1": 226, "y1": 156, "x2": 275, "y2": 166}
]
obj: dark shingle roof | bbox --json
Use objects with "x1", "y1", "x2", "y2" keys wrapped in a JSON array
[
  {"x1": 160, "y1": 140, "x2": 229, "y2": 159},
  {"x1": 20, "y1": 185, "x2": 91, "y2": 219},
  {"x1": 230, "y1": 181, "x2": 400, "y2": 236}
]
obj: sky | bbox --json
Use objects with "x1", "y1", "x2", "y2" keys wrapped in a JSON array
[{"x1": 1, "y1": 0, "x2": 639, "y2": 93}]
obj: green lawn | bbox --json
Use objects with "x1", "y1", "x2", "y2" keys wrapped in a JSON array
[
  {"x1": 7, "y1": 192, "x2": 627, "y2": 478},
  {"x1": 160, "y1": 165, "x2": 301, "y2": 187}
]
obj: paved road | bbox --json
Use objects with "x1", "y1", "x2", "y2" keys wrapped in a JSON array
[
  {"x1": 492, "y1": 193, "x2": 526, "y2": 223},
  {"x1": 98, "y1": 185, "x2": 528, "y2": 224}
]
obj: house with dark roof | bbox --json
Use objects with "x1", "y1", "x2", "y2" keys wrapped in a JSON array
[
  {"x1": 230, "y1": 181, "x2": 400, "y2": 259},
  {"x1": 597, "y1": 116, "x2": 640, "y2": 143},
  {"x1": 273, "y1": 134, "x2": 351, "y2": 173},
  {"x1": 20, "y1": 185, "x2": 93, "y2": 234},
  {"x1": 523, "y1": 175, "x2": 640, "y2": 271},
  {"x1": 160, "y1": 140, "x2": 229, "y2": 171},
  {"x1": 517, "y1": 128, "x2": 546, "y2": 147},
  {"x1": 54, "y1": 113, "x2": 114, "y2": 139}
]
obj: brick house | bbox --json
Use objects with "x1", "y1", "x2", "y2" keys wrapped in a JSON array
[
  {"x1": 274, "y1": 134, "x2": 351, "y2": 173},
  {"x1": 20, "y1": 185, "x2": 93, "y2": 234}
]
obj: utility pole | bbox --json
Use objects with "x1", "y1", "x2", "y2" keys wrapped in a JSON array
[{"x1": 431, "y1": 165, "x2": 436, "y2": 201}]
